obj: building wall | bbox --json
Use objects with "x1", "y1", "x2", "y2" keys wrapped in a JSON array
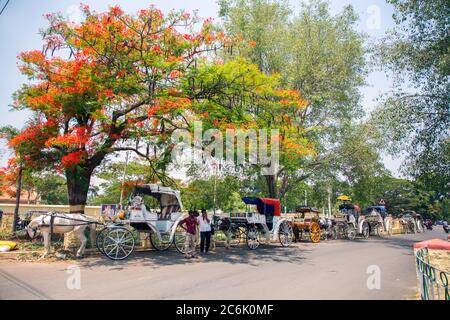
[{"x1": 0, "y1": 203, "x2": 101, "y2": 217}]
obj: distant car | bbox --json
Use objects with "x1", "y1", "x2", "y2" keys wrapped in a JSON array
[{"x1": 436, "y1": 220, "x2": 444, "y2": 225}]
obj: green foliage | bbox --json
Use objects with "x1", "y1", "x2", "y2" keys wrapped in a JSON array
[
  {"x1": 374, "y1": 0, "x2": 450, "y2": 192},
  {"x1": 373, "y1": 177, "x2": 449, "y2": 221},
  {"x1": 181, "y1": 176, "x2": 243, "y2": 211},
  {"x1": 88, "y1": 161, "x2": 151, "y2": 205},
  {"x1": 34, "y1": 173, "x2": 68, "y2": 205},
  {"x1": 219, "y1": 0, "x2": 292, "y2": 73},
  {"x1": 219, "y1": 0, "x2": 368, "y2": 198}
]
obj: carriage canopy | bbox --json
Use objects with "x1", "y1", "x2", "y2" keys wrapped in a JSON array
[
  {"x1": 242, "y1": 197, "x2": 281, "y2": 217},
  {"x1": 366, "y1": 206, "x2": 387, "y2": 214},
  {"x1": 337, "y1": 195, "x2": 352, "y2": 201},
  {"x1": 133, "y1": 184, "x2": 183, "y2": 212}
]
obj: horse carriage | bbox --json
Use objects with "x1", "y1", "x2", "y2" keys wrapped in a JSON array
[
  {"x1": 365, "y1": 205, "x2": 393, "y2": 236},
  {"x1": 96, "y1": 184, "x2": 188, "y2": 260},
  {"x1": 413, "y1": 212, "x2": 425, "y2": 233},
  {"x1": 399, "y1": 211, "x2": 424, "y2": 234},
  {"x1": 226, "y1": 197, "x2": 293, "y2": 250},
  {"x1": 334, "y1": 196, "x2": 369, "y2": 240},
  {"x1": 284, "y1": 206, "x2": 323, "y2": 243}
]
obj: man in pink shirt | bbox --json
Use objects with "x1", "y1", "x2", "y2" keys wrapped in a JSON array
[{"x1": 179, "y1": 210, "x2": 199, "y2": 259}]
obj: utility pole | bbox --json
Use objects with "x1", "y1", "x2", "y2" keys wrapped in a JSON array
[
  {"x1": 304, "y1": 189, "x2": 307, "y2": 206},
  {"x1": 12, "y1": 163, "x2": 23, "y2": 234},
  {"x1": 119, "y1": 151, "x2": 130, "y2": 209}
]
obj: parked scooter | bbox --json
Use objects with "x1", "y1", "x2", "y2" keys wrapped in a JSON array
[
  {"x1": 443, "y1": 222, "x2": 449, "y2": 234},
  {"x1": 424, "y1": 219, "x2": 433, "y2": 230}
]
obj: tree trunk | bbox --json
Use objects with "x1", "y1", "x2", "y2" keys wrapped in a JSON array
[
  {"x1": 64, "y1": 168, "x2": 92, "y2": 251},
  {"x1": 265, "y1": 174, "x2": 278, "y2": 199},
  {"x1": 66, "y1": 168, "x2": 92, "y2": 213}
]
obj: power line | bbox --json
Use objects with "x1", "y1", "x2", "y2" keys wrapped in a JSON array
[{"x1": 0, "y1": 0, "x2": 10, "y2": 16}]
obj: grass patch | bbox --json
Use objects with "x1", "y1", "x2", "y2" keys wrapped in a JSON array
[{"x1": 18, "y1": 241, "x2": 45, "y2": 251}]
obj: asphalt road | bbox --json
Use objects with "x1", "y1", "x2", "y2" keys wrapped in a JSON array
[{"x1": 0, "y1": 229, "x2": 446, "y2": 300}]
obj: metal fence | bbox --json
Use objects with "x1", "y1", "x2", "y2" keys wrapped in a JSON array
[{"x1": 415, "y1": 247, "x2": 449, "y2": 300}]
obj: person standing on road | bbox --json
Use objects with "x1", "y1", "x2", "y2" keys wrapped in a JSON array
[
  {"x1": 179, "y1": 210, "x2": 199, "y2": 259},
  {"x1": 197, "y1": 209, "x2": 212, "y2": 254}
]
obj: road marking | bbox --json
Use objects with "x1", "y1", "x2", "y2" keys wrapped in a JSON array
[{"x1": 0, "y1": 268, "x2": 53, "y2": 300}]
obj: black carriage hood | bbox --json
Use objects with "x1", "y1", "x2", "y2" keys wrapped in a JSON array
[{"x1": 133, "y1": 184, "x2": 183, "y2": 211}]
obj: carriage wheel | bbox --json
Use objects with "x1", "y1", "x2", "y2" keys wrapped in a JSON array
[
  {"x1": 373, "y1": 225, "x2": 381, "y2": 236},
  {"x1": 150, "y1": 231, "x2": 172, "y2": 251},
  {"x1": 173, "y1": 225, "x2": 188, "y2": 254},
  {"x1": 102, "y1": 227, "x2": 135, "y2": 260},
  {"x1": 309, "y1": 222, "x2": 321, "y2": 243},
  {"x1": 362, "y1": 222, "x2": 370, "y2": 239},
  {"x1": 278, "y1": 222, "x2": 293, "y2": 247},
  {"x1": 227, "y1": 227, "x2": 241, "y2": 248},
  {"x1": 246, "y1": 226, "x2": 260, "y2": 250},
  {"x1": 96, "y1": 227, "x2": 108, "y2": 254}
]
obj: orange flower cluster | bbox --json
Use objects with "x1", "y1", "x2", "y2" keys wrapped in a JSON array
[
  {"x1": 46, "y1": 127, "x2": 90, "y2": 148},
  {"x1": 61, "y1": 150, "x2": 86, "y2": 169}
]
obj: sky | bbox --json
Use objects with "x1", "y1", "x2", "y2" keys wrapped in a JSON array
[{"x1": 0, "y1": 0, "x2": 402, "y2": 175}]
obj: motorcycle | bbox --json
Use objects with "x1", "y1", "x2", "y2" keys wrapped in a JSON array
[
  {"x1": 444, "y1": 223, "x2": 449, "y2": 234},
  {"x1": 424, "y1": 219, "x2": 433, "y2": 230}
]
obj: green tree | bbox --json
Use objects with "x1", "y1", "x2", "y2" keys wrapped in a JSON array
[
  {"x1": 34, "y1": 174, "x2": 68, "y2": 205},
  {"x1": 374, "y1": 0, "x2": 450, "y2": 193},
  {"x1": 219, "y1": 0, "x2": 367, "y2": 199},
  {"x1": 373, "y1": 177, "x2": 449, "y2": 220},
  {"x1": 181, "y1": 176, "x2": 243, "y2": 211},
  {"x1": 335, "y1": 123, "x2": 388, "y2": 208},
  {"x1": 88, "y1": 161, "x2": 151, "y2": 205},
  {"x1": 219, "y1": 0, "x2": 291, "y2": 74}
]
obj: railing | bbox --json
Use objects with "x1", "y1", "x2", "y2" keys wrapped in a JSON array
[{"x1": 415, "y1": 247, "x2": 449, "y2": 300}]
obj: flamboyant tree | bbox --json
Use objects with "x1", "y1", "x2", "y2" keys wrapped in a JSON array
[{"x1": 3, "y1": 4, "x2": 229, "y2": 213}]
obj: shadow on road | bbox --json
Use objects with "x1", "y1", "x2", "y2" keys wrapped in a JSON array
[
  {"x1": 338, "y1": 230, "x2": 444, "y2": 252},
  {"x1": 79, "y1": 244, "x2": 308, "y2": 270}
]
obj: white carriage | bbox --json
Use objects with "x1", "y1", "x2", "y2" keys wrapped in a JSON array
[
  {"x1": 227, "y1": 197, "x2": 293, "y2": 250},
  {"x1": 98, "y1": 184, "x2": 188, "y2": 260},
  {"x1": 365, "y1": 205, "x2": 393, "y2": 236}
]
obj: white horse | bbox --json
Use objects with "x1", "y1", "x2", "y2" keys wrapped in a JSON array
[{"x1": 26, "y1": 213, "x2": 97, "y2": 258}]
